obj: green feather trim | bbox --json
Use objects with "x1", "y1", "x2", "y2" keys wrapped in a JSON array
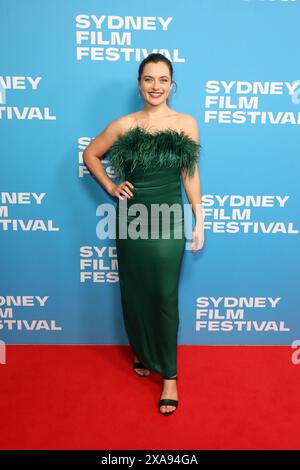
[{"x1": 108, "y1": 125, "x2": 201, "y2": 179}]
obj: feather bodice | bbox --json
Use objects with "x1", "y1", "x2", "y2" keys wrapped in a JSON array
[{"x1": 107, "y1": 125, "x2": 201, "y2": 178}]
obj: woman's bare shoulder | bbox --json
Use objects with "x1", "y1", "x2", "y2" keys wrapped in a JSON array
[
  {"x1": 108, "y1": 112, "x2": 142, "y2": 137},
  {"x1": 177, "y1": 113, "x2": 200, "y2": 142},
  {"x1": 177, "y1": 112, "x2": 198, "y2": 126}
]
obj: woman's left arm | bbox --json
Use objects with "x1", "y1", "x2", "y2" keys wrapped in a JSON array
[{"x1": 181, "y1": 116, "x2": 204, "y2": 253}]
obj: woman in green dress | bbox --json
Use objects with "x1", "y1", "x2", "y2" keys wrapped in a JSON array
[{"x1": 83, "y1": 53, "x2": 204, "y2": 416}]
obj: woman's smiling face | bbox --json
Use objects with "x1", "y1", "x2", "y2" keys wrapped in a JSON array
[{"x1": 139, "y1": 61, "x2": 172, "y2": 106}]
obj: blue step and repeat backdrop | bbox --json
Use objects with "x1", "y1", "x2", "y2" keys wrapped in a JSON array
[{"x1": 1, "y1": 0, "x2": 299, "y2": 345}]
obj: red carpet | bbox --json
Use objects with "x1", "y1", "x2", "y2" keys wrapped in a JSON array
[{"x1": 0, "y1": 345, "x2": 299, "y2": 450}]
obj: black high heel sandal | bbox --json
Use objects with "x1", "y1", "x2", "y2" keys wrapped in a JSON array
[
  {"x1": 159, "y1": 376, "x2": 178, "y2": 415},
  {"x1": 133, "y1": 361, "x2": 150, "y2": 376}
]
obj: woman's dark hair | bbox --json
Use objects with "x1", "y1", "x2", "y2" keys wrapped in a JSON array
[{"x1": 137, "y1": 53, "x2": 177, "y2": 101}]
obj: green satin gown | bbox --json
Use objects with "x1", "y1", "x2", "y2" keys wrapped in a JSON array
[{"x1": 108, "y1": 125, "x2": 200, "y2": 378}]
